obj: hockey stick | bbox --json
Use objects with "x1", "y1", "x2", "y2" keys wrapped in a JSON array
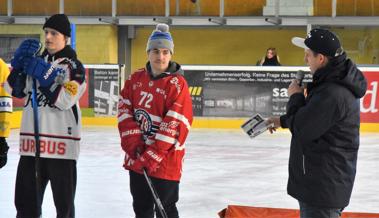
[
  {"x1": 31, "y1": 78, "x2": 42, "y2": 215},
  {"x1": 30, "y1": 42, "x2": 42, "y2": 216},
  {"x1": 143, "y1": 168, "x2": 168, "y2": 218}
]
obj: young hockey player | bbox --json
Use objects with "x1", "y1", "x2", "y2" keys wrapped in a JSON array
[
  {"x1": 6, "y1": 14, "x2": 86, "y2": 218},
  {"x1": 118, "y1": 23, "x2": 193, "y2": 218}
]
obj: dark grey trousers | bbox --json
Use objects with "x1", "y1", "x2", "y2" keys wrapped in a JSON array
[{"x1": 299, "y1": 201, "x2": 344, "y2": 218}]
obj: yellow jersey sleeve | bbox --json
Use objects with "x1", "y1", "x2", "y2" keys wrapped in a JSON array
[{"x1": 0, "y1": 58, "x2": 12, "y2": 137}]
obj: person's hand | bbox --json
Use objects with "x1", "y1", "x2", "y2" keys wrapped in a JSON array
[
  {"x1": 288, "y1": 79, "x2": 304, "y2": 97},
  {"x1": 266, "y1": 116, "x2": 281, "y2": 134},
  {"x1": 0, "y1": 138, "x2": 9, "y2": 169},
  {"x1": 24, "y1": 57, "x2": 62, "y2": 87},
  {"x1": 11, "y1": 39, "x2": 41, "y2": 70},
  {"x1": 122, "y1": 137, "x2": 145, "y2": 160},
  {"x1": 132, "y1": 147, "x2": 167, "y2": 174},
  {"x1": 120, "y1": 122, "x2": 144, "y2": 159}
]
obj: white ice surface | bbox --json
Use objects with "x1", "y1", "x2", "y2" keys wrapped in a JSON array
[{"x1": 0, "y1": 127, "x2": 378, "y2": 218}]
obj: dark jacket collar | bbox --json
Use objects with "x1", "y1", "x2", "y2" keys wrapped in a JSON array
[
  {"x1": 41, "y1": 45, "x2": 77, "y2": 62},
  {"x1": 308, "y1": 53, "x2": 367, "y2": 98},
  {"x1": 146, "y1": 61, "x2": 183, "y2": 80}
]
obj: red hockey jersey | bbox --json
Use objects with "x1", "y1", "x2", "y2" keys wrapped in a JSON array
[{"x1": 118, "y1": 62, "x2": 193, "y2": 181}]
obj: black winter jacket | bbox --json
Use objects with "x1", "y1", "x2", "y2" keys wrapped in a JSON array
[{"x1": 280, "y1": 53, "x2": 367, "y2": 208}]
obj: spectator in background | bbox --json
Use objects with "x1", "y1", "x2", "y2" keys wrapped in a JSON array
[
  {"x1": 0, "y1": 58, "x2": 12, "y2": 169},
  {"x1": 189, "y1": 0, "x2": 201, "y2": 15},
  {"x1": 259, "y1": 47, "x2": 281, "y2": 66}
]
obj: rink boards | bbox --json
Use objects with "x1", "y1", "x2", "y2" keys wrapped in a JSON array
[
  {"x1": 8, "y1": 65, "x2": 379, "y2": 132},
  {"x1": 9, "y1": 111, "x2": 379, "y2": 132}
]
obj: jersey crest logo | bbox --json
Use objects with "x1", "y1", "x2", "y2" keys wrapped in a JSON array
[{"x1": 134, "y1": 109, "x2": 153, "y2": 138}]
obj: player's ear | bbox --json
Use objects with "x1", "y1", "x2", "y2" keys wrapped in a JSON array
[{"x1": 319, "y1": 54, "x2": 329, "y2": 65}]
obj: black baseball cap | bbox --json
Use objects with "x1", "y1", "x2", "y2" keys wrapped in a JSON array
[{"x1": 292, "y1": 28, "x2": 343, "y2": 57}]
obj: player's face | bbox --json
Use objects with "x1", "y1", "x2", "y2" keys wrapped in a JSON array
[
  {"x1": 148, "y1": 48, "x2": 172, "y2": 74},
  {"x1": 304, "y1": 49, "x2": 326, "y2": 75},
  {"x1": 44, "y1": 27, "x2": 66, "y2": 55}
]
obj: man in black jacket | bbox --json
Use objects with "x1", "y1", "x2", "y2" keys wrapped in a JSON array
[{"x1": 267, "y1": 29, "x2": 367, "y2": 218}]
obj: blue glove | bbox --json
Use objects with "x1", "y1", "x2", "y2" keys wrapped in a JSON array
[
  {"x1": 24, "y1": 57, "x2": 62, "y2": 87},
  {"x1": 10, "y1": 39, "x2": 41, "y2": 70}
]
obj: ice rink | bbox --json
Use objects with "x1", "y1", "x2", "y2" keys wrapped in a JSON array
[{"x1": 1, "y1": 127, "x2": 378, "y2": 218}]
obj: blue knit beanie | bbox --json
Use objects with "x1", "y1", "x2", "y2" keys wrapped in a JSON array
[{"x1": 146, "y1": 23, "x2": 174, "y2": 54}]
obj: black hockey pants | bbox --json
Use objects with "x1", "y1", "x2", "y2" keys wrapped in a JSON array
[
  {"x1": 15, "y1": 156, "x2": 77, "y2": 218},
  {"x1": 129, "y1": 170, "x2": 179, "y2": 218}
]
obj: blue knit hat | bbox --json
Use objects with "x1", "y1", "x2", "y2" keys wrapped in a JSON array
[{"x1": 146, "y1": 23, "x2": 174, "y2": 54}]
